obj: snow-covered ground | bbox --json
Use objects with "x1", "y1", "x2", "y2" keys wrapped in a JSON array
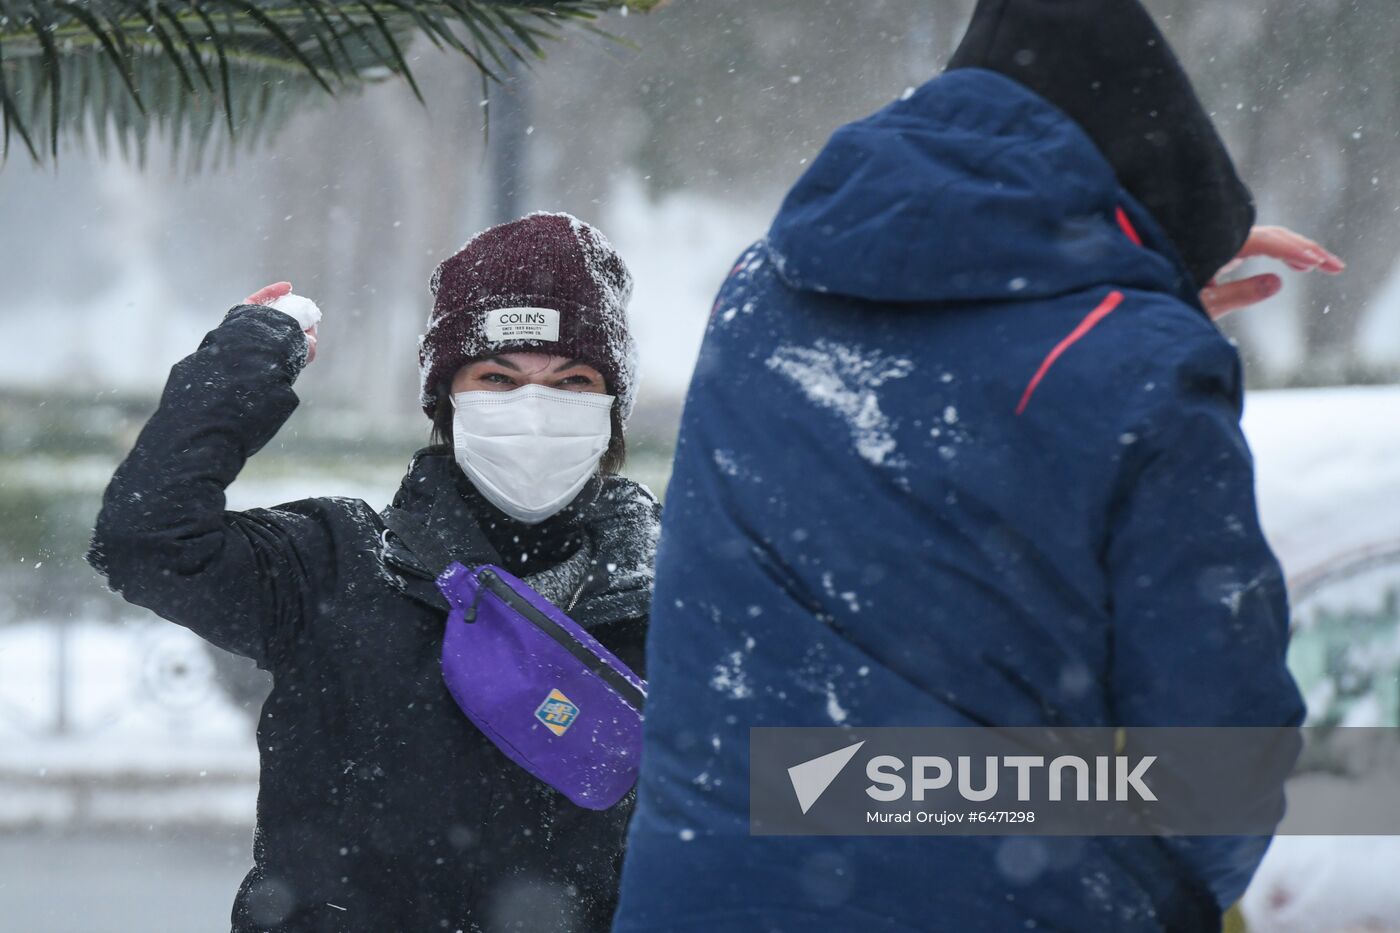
[
  {"x1": 0, "y1": 619, "x2": 259, "y2": 830},
  {"x1": 1240, "y1": 385, "x2": 1400, "y2": 932},
  {"x1": 1244, "y1": 835, "x2": 1400, "y2": 932},
  {"x1": 0, "y1": 620, "x2": 254, "y2": 770},
  {"x1": 1243, "y1": 385, "x2": 1400, "y2": 578}
]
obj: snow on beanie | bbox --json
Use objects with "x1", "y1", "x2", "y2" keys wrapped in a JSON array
[
  {"x1": 946, "y1": 0, "x2": 1256, "y2": 289},
  {"x1": 418, "y1": 212, "x2": 637, "y2": 420}
]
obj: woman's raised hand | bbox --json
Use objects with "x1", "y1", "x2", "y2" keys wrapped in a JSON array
[
  {"x1": 246, "y1": 282, "x2": 292, "y2": 306},
  {"x1": 246, "y1": 281, "x2": 318, "y2": 364},
  {"x1": 1200, "y1": 226, "x2": 1345, "y2": 320}
]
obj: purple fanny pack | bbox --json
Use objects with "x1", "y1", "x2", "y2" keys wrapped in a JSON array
[{"x1": 436, "y1": 561, "x2": 646, "y2": 810}]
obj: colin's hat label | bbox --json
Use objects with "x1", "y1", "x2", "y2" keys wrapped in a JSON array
[{"x1": 485, "y1": 307, "x2": 561, "y2": 343}]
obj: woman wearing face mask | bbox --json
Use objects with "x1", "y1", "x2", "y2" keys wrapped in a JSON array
[{"x1": 85, "y1": 213, "x2": 659, "y2": 933}]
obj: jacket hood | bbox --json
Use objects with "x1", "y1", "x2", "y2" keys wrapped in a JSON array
[{"x1": 767, "y1": 68, "x2": 1203, "y2": 310}]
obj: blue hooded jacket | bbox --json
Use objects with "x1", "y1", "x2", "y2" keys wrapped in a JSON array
[{"x1": 614, "y1": 69, "x2": 1304, "y2": 932}]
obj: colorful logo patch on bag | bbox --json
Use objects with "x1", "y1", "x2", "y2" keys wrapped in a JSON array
[{"x1": 535, "y1": 688, "x2": 580, "y2": 736}]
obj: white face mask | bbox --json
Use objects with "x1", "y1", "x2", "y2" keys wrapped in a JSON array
[{"x1": 450, "y1": 384, "x2": 615, "y2": 525}]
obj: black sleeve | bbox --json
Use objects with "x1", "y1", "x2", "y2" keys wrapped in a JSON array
[{"x1": 85, "y1": 304, "x2": 337, "y2": 669}]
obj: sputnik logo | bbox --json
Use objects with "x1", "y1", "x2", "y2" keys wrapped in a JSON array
[{"x1": 788, "y1": 741, "x2": 865, "y2": 814}]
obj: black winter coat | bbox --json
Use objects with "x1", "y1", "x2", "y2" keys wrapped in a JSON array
[{"x1": 85, "y1": 304, "x2": 659, "y2": 933}]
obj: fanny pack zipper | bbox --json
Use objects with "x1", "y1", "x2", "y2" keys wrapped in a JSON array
[
  {"x1": 566, "y1": 572, "x2": 588, "y2": 613},
  {"x1": 464, "y1": 568, "x2": 645, "y2": 712}
]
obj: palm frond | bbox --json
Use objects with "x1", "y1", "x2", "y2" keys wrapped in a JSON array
[{"x1": 0, "y1": 0, "x2": 658, "y2": 167}]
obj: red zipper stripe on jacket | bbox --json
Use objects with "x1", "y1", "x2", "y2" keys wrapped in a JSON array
[
  {"x1": 1015, "y1": 290, "x2": 1126, "y2": 416},
  {"x1": 1116, "y1": 206, "x2": 1143, "y2": 246}
]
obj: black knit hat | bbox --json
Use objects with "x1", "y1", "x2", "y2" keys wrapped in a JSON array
[{"x1": 947, "y1": 0, "x2": 1255, "y2": 288}]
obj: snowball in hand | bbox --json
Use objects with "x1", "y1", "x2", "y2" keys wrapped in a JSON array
[{"x1": 267, "y1": 293, "x2": 322, "y2": 331}]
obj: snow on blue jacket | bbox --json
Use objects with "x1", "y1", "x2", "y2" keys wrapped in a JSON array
[{"x1": 614, "y1": 69, "x2": 1305, "y2": 933}]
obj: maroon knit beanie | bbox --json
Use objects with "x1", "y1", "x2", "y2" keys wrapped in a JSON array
[{"x1": 418, "y1": 212, "x2": 637, "y2": 419}]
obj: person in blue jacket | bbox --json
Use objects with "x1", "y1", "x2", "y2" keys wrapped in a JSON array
[{"x1": 614, "y1": 1, "x2": 1345, "y2": 930}]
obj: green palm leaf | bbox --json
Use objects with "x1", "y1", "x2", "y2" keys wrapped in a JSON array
[{"x1": 0, "y1": 0, "x2": 663, "y2": 167}]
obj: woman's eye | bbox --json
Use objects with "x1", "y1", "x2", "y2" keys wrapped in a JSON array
[
  {"x1": 558, "y1": 375, "x2": 595, "y2": 388},
  {"x1": 482, "y1": 372, "x2": 515, "y2": 385}
]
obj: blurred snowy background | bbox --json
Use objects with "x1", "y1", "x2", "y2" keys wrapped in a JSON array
[{"x1": 1, "y1": 1, "x2": 1398, "y2": 930}]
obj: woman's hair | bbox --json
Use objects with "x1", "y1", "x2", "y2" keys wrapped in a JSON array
[{"x1": 429, "y1": 378, "x2": 628, "y2": 475}]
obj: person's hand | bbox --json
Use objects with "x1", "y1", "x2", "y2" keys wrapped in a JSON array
[
  {"x1": 246, "y1": 282, "x2": 292, "y2": 306},
  {"x1": 1200, "y1": 226, "x2": 1345, "y2": 320},
  {"x1": 245, "y1": 281, "x2": 318, "y2": 364}
]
